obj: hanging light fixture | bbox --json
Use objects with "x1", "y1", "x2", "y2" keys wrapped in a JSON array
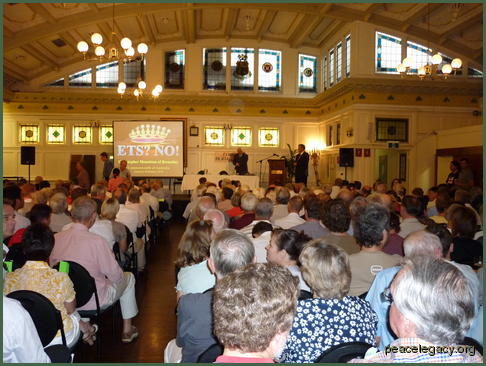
[{"x1": 397, "y1": 4, "x2": 462, "y2": 80}]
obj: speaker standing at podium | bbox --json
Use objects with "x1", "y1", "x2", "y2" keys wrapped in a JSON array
[
  {"x1": 232, "y1": 148, "x2": 249, "y2": 175},
  {"x1": 294, "y1": 144, "x2": 309, "y2": 186}
]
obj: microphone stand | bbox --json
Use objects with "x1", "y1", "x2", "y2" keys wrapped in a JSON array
[{"x1": 257, "y1": 154, "x2": 281, "y2": 187}]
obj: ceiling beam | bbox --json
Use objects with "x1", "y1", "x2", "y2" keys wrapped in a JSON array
[
  {"x1": 185, "y1": 4, "x2": 196, "y2": 43},
  {"x1": 401, "y1": 3, "x2": 443, "y2": 32},
  {"x1": 25, "y1": 3, "x2": 56, "y2": 24},
  {"x1": 20, "y1": 44, "x2": 59, "y2": 71},
  {"x1": 4, "y1": 64, "x2": 28, "y2": 82},
  {"x1": 59, "y1": 31, "x2": 78, "y2": 52},
  {"x1": 363, "y1": 4, "x2": 383, "y2": 22},
  {"x1": 318, "y1": 20, "x2": 344, "y2": 49},
  {"x1": 144, "y1": 15, "x2": 158, "y2": 45},
  {"x1": 136, "y1": 14, "x2": 154, "y2": 45},
  {"x1": 438, "y1": 11, "x2": 483, "y2": 45},
  {"x1": 224, "y1": 8, "x2": 238, "y2": 40},
  {"x1": 255, "y1": 10, "x2": 276, "y2": 42}
]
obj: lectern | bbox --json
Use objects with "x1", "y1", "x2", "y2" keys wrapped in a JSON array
[{"x1": 268, "y1": 159, "x2": 286, "y2": 186}]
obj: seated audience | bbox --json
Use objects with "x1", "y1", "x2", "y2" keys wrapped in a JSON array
[
  {"x1": 240, "y1": 198, "x2": 273, "y2": 236},
  {"x1": 349, "y1": 203, "x2": 401, "y2": 296},
  {"x1": 18, "y1": 183, "x2": 35, "y2": 217},
  {"x1": 175, "y1": 220, "x2": 216, "y2": 297},
  {"x1": 101, "y1": 198, "x2": 128, "y2": 255},
  {"x1": 90, "y1": 183, "x2": 107, "y2": 214},
  {"x1": 3, "y1": 203, "x2": 16, "y2": 245},
  {"x1": 4, "y1": 223, "x2": 97, "y2": 347},
  {"x1": 352, "y1": 256, "x2": 482, "y2": 363},
  {"x1": 113, "y1": 189, "x2": 139, "y2": 235},
  {"x1": 49, "y1": 193, "x2": 72, "y2": 233},
  {"x1": 280, "y1": 240, "x2": 378, "y2": 363},
  {"x1": 229, "y1": 192, "x2": 257, "y2": 230},
  {"x1": 169, "y1": 229, "x2": 255, "y2": 363},
  {"x1": 213, "y1": 263, "x2": 299, "y2": 363},
  {"x1": 382, "y1": 211, "x2": 404, "y2": 256},
  {"x1": 448, "y1": 205, "x2": 483, "y2": 267},
  {"x1": 274, "y1": 196, "x2": 305, "y2": 229},
  {"x1": 399, "y1": 195, "x2": 426, "y2": 238},
  {"x1": 108, "y1": 168, "x2": 125, "y2": 192},
  {"x1": 50, "y1": 197, "x2": 139, "y2": 343},
  {"x1": 321, "y1": 199, "x2": 359, "y2": 254},
  {"x1": 188, "y1": 195, "x2": 216, "y2": 223},
  {"x1": 140, "y1": 184, "x2": 159, "y2": 213},
  {"x1": 150, "y1": 181, "x2": 172, "y2": 210},
  {"x1": 8, "y1": 204, "x2": 52, "y2": 247},
  {"x1": 203, "y1": 209, "x2": 227, "y2": 233},
  {"x1": 126, "y1": 189, "x2": 149, "y2": 228},
  {"x1": 183, "y1": 184, "x2": 206, "y2": 220},
  {"x1": 291, "y1": 196, "x2": 329, "y2": 239},
  {"x1": 251, "y1": 221, "x2": 273, "y2": 263},
  {"x1": 266, "y1": 228, "x2": 311, "y2": 293},
  {"x1": 217, "y1": 187, "x2": 234, "y2": 212},
  {"x1": 4, "y1": 185, "x2": 30, "y2": 232},
  {"x1": 455, "y1": 189, "x2": 482, "y2": 227},
  {"x1": 429, "y1": 193, "x2": 451, "y2": 224},
  {"x1": 426, "y1": 186, "x2": 439, "y2": 216},
  {"x1": 271, "y1": 187, "x2": 291, "y2": 223},
  {"x1": 225, "y1": 192, "x2": 244, "y2": 218}
]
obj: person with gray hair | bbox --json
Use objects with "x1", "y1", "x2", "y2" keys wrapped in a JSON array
[
  {"x1": 165, "y1": 229, "x2": 255, "y2": 363},
  {"x1": 51, "y1": 197, "x2": 140, "y2": 343},
  {"x1": 187, "y1": 195, "x2": 216, "y2": 223},
  {"x1": 203, "y1": 208, "x2": 227, "y2": 233},
  {"x1": 48, "y1": 192, "x2": 72, "y2": 233},
  {"x1": 240, "y1": 197, "x2": 274, "y2": 236},
  {"x1": 270, "y1": 187, "x2": 291, "y2": 222},
  {"x1": 352, "y1": 256, "x2": 482, "y2": 363},
  {"x1": 273, "y1": 195, "x2": 305, "y2": 229},
  {"x1": 229, "y1": 192, "x2": 258, "y2": 230}
]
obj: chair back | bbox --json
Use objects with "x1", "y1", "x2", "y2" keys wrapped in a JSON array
[
  {"x1": 113, "y1": 241, "x2": 121, "y2": 262},
  {"x1": 463, "y1": 337, "x2": 483, "y2": 355},
  {"x1": 197, "y1": 343, "x2": 223, "y2": 363},
  {"x1": 4, "y1": 245, "x2": 27, "y2": 270},
  {"x1": 53, "y1": 261, "x2": 98, "y2": 310},
  {"x1": 316, "y1": 342, "x2": 373, "y2": 363},
  {"x1": 298, "y1": 290, "x2": 313, "y2": 300},
  {"x1": 7, "y1": 290, "x2": 67, "y2": 347}
]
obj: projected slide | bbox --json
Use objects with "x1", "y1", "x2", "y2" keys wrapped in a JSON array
[{"x1": 114, "y1": 120, "x2": 184, "y2": 177}]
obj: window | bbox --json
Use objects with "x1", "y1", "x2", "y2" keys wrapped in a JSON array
[
  {"x1": 69, "y1": 67, "x2": 92, "y2": 87},
  {"x1": 468, "y1": 67, "x2": 483, "y2": 77},
  {"x1": 298, "y1": 54, "x2": 317, "y2": 93},
  {"x1": 45, "y1": 78, "x2": 64, "y2": 87},
  {"x1": 231, "y1": 127, "x2": 252, "y2": 146},
  {"x1": 204, "y1": 126, "x2": 224, "y2": 146},
  {"x1": 99, "y1": 126, "x2": 114, "y2": 144},
  {"x1": 336, "y1": 123, "x2": 341, "y2": 145},
  {"x1": 203, "y1": 48, "x2": 227, "y2": 90},
  {"x1": 258, "y1": 49, "x2": 281, "y2": 92},
  {"x1": 258, "y1": 128, "x2": 279, "y2": 147},
  {"x1": 436, "y1": 53, "x2": 462, "y2": 76},
  {"x1": 165, "y1": 49, "x2": 185, "y2": 89},
  {"x1": 323, "y1": 56, "x2": 327, "y2": 90},
  {"x1": 376, "y1": 32, "x2": 402, "y2": 73},
  {"x1": 123, "y1": 58, "x2": 144, "y2": 87},
  {"x1": 231, "y1": 48, "x2": 254, "y2": 91},
  {"x1": 376, "y1": 118, "x2": 408, "y2": 142},
  {"x1": 328, "y1": 125, "x2": 333, "y2": 146},
  {"x1": 19, "y1": 125, "x2": 39, "y2": 144},
  {"x1": 336, "y1": 43, "x2": 342, "y2": 82},
  {"x1": 96, "y1": 61, "x2": 118, "y2": 88},
  {"x1": 72, "y1": 126, "x2": 93, "y2": 144},
  {"x1": 329, "y1": 49, "x2": 335, "y2": 87},
  {"x1": 406, "y1": 41, "x2": 431, "y2": 73},
  {"x1": 47, "y1": 125, "x2": 65, "y2": 144},
  {"x1": 345, "y1": 34, "x2": 351, "y2": 77}
]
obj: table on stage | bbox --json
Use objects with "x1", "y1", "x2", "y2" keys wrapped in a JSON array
[{"x1": 181, "y1": 174, "x2": 260, "y2": 191}]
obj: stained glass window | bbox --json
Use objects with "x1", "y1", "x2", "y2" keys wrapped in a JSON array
[
  {"x1": 165, "y1": 49, "x2": 185, "y2": 89},
  {"x1": 203, "y1": 48, "x2": 227, "y2": 90},
  {"x1": 72, "y1": 126, "x2": 93, "y2": 144},
  {"x1": 376, "y1": 118, "x2": 408, "y2": 142},
  {"x1": 336, "y1": 43, "x2": 343, "y2": 82},
  {"x1": 323, "y1": 56, "x2": 327, "y2": 90},
  {"x1": 231, "y1": 127, "x2": 252, "y2": 146},
  {"x1": 69, "y1": 67, "x2": 92, "y2": 87},
  {"x1": 47, "y1": 125, "x2": 65, "y2": 144},
  {"x1": 45, "y1": 78, "x2": 64, "y2": 87},
  {"x1": 204, "y1": 126, "x2": 224, "y2": 146},
  {"x1": 406, "y1": 41, "x2": 431, "y2": 73},
  {"x1": 231, "y1": 48, "x2": 254, "y2": 91},
  {"x1": 329, "y1": 49, "x2": 335, "y2": 87},
  {"x1": 468, "y1": 67, "x2": 483, "y2": 77},
  {"x1": 96, "y1": 61, "x2": 118, "y2": 88},
  {"x1": 345, "y1": 34, "x2": 351, "y2": 77},
  {"x1": 19, "y1": 125, "x2": 39, "y2": 144},
  {"x1": 100, "y1": 126, "x2": 114, "y2": 144},
  {"x1": 123, "y1": 58, "x2": 144, "y2": 87},
  {"x1": 376, "y1": 32, "x2": 402, "y2": 73},
  {"x1": 298, "y1": 54, "x2": 317, "y2": 93},
  {"x1": 258, "y1": 128, "x2": 279, "y2": 147},
  {"x1": 258, "y1": 49, "x2": 281, "y2": 92}
]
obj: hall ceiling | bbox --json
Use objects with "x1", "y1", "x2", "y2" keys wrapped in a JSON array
[{"x1": 3, "y1": 2, "x2": 483, "y2": 85}]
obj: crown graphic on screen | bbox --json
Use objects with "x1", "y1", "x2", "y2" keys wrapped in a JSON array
[{"x1": 129, "y1": 124, "x2": 171, "y2": 143}]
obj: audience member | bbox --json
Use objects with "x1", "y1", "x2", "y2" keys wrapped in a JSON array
[
  {"x1": 150, "y1": 181, "x2": 173, "y2": 210},
  {"x1": 382, "y1": 211, "x2": 404, "y2": 256},
  {"x1": 229, "y1": 193, "x2": 257, "y2": 230},
  {"x1": 448, "y1": 205, "x2": 482, "y2": 267},
  {"x1": 90, "y1": 183, "x2": 107, "y2": 214},
  {"x1": 398, "y1": 195, "x2": 426, "y2": 238},
  {"x1": 349, "y1": 203, "x2": 401, "y2": 296},
  {"x1": 139, "y1": 184, "x2": 159, "y2": 214},
  {"x1": 203, "y1": 209, "x2": 227, "y2": 233},
  {"x1": 113, "y1": 189, "x2": 139, "y2": 235},
  {"x1": 429, "y1": 193, "x2": 451, "y2": 224},
  {"x1": 225, "y1": 192, "x2": 244, "y2": 218},
  {"x1": 108, "y1": 168, "x2": 125, "y2": 192},
  {"x1": 213, "y1": 263, "x2": 299, "y2": 363},
  {"x1": 291, "y1": 196, "x2": 328, "y2": 239},
  {"x1": 240, "y1": 198, "x2": 274, "y2": 236},
  {"x1": 50, "y1": 197, "x2": 139, "y2": 343},
  {"x1": 8, "y1": 204, "x2": 52, "y2": 248},
  {"x1": 274, "y1": 196, "x2": 305, "y2": 229},
  {"x1": 101, "y1": 198, "x2": 128, "y2": 255},
  {"x1": 426, "y1": 186, "x2": 439, "y2": 216},
  {"x1": 183, "y1": 184, "x2": 207, "y2": 220},
  {"x1": 251, "y1": 221, "x2": 273, "y2": 263},
  {"x1": 280, "y1": 240, "x2": 377, "y2": 363},
  {"x1": 49, "y1": 193, "x2": 72, "y2": 233},
  {"x1": 217, "y1": 187, "x2": 234, "y2": 212},
  {"x1": 4, "y1": 185, "x2": 31, "y2": 232},
  {"x1": 271, "y1": 187, "x2": 291, "y2": 222},
  {"x1": 321, "y1": 199, "x2": 359, "y2": 254},
  {"x1": 189, "y1": 195, "x2": 216, "y2": 222},
  {"x1": 3, "y1": 203, "x2": 16, "y2": 242}
]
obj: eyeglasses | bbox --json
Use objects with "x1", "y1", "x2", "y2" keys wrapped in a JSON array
[{"x1": 381, "y1": 287, "x2": 393, "y2": 303}]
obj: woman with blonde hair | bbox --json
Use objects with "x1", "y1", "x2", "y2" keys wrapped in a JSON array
[
  {"x1": 100, "y1": 198, "x2": 128, "y2": 254},
  {"x1": 279, "y1": 239, "x2": 378, "y2": 363},
  {"x1": 175, "y1": 219, "x2": 216, "y2": 298},
  {"x1": 49, "y1": 192, "x2": 72, "y2": 233}
]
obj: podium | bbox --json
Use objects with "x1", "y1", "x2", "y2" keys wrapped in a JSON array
[{"x1": 268, "y1": 159, "x2": 286, "y2": 186}]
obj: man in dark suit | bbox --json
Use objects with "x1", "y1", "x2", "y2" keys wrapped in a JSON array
[
  {"x1": 232, "y1": 148, "x2": 249, "y2": 175},
  {"x1": 294, "y1": 144, "x2": 309, "y2": 186}
]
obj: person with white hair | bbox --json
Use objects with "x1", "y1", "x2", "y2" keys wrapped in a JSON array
[
  {"x1": 48, "y1": 192, "x2": 72, "y2": 233},
  {"x1": 240, "y1": 198, "x2": 274, "y2": 236},
  {"x1": 188, "y1": 195, "x2": 216, "y2": 223},
  {"x1": 229, "y1": 192, "x2": 258, "y2": 230},
  {"x1": 352, "y1": 256, "x2": 482, "y2": 363},
  {"x1": 273, "y1": 196, "x2": 305, "y2": 229},
  {"x1": 203, "y1": 209, "x2": 227, "y2": 233},
  {"x1": 270, "y1": 187, "x2": 291, "y2": 223}
]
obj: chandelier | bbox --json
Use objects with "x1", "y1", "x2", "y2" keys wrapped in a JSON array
[
  {"x1": 396, "y1": 4, "x2": 462, "y2": 80},
  {"x1": 117, "y1": 81, "x2": 163, "y2": 100}
]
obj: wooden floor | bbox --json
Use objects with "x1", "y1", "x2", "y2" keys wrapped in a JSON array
[{"x1": 75, "y1": 217, "x2": 186, "y2": 363}]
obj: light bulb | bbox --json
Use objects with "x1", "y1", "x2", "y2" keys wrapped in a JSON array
[
  {"x1": 134, "y1": 89, "x2": 140, "y2": 97},
  {"x1": 94, "y1": 46, "x2": 105, "y2": 57},
  {"x1": 152, "y1": 89, "x2": 160, "y2": 97},
  {"x1": 138, "y1": 80, "x2": 146, "y2": 89},
  {"x1": 418, "y1": 66, "x2": 426, "y2": 76},
  {"x1": 91, "y1": 33, "x2": 103, "y2": 45},
  {"x1": 154, "y1": 84, "x2": 163, "y2": 93},
  {"x1": 77, "y1": 41, "x2": 89, "y2": 53},
  {"x1": 451, "y1": 58, "x2": 462, "y2": 69},
  {"x1": 120, "y1": 37, "x2": 132, "y2": 50},
  {"x1": 402, "y1": 57, "x2": 412, "y2": 68},
  {"x1": 118, "y1": 82, "x2": 127, "y2": 90},
  {"x1": 137, "y1": 43, "x2": 148, "y2": 54},
  {"x1": 431, "y1": 53, "x2": 442, "y2": 65},
  {"x1": 397, "y1": 64, "x2": 406, "y2": 73},
  {"x1": 442, "y1": 64, "x2": 452, "y2": 74},
  {"x1": 117, "y1": 87, "x2": 125, "y2": 95},
  {"x1": 125, "y1": 47, "x2": 135, "y2": 57}
]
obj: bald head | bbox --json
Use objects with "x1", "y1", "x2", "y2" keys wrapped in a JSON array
[
  {"x1": 204, "y1": 209, "x2": 227, "y2": 233},
  {"x1": 196, "y1": 196, "x2": 216, "y2": 219},
  {"x1": 403, "y1": 230, "x2": 443, "y2": 258}
]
